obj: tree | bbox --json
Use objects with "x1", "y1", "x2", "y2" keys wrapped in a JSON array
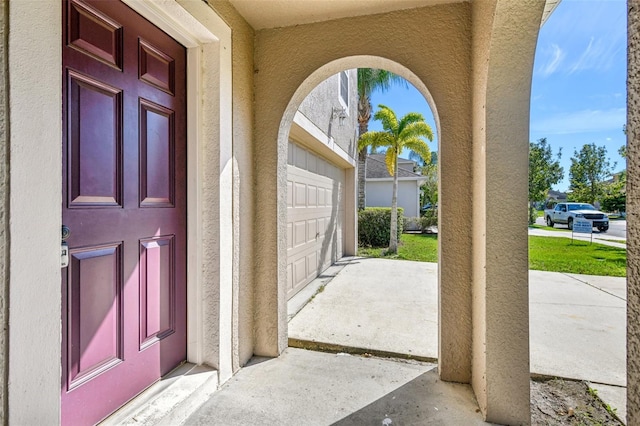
[
  {"x1": 601, "y1": 174, "x2": 626, "y2": 213},
  {"x1": 568, "y1": 143, "x2": 615, "y2": 205},
  {"x1": 528, "y1": 138, "x2": 563, "y2": 224},
  {"x1": 359, "y1": 105, "x2": 434, "y2": 254},
  {"x1": 419, "y1": 159, "x2": 438, "y2": 211},
  {"x1": 357, "y1": 69, "x2": 407, "y2": 210}
]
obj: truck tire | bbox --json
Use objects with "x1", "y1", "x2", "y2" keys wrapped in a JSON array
[
  {"x1": 568, "y1": 217, "x2": 573, "y2": 230},
  {"x1": 598, "y1": 226, "x2": 608, "y2": 232},
  {"x1": 546, "y1": 216, "x2": 554, "y2": 227}
]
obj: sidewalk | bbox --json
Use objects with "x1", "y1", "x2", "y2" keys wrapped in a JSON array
[{"x1": 288, "y1": 257, "x2": 627, "y2": 420}]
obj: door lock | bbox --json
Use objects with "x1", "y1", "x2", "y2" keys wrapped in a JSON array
[{"x1": 61, "y1": 225, "x2": 70, "y2": 268}]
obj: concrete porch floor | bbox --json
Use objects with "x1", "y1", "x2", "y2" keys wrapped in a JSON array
[
  {"x1": 109, "y1": 256, "x2": 627, "y2": 425},
  {"x1": 287, "y1": 257, "x2": 627, "y2": 422},
  {"x1": 184, "y1": 348, "x2": 491, "y2": 425}
]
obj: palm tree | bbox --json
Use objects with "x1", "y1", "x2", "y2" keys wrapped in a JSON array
[
  {"x1": 357, "y1": 69, "x2": 407, "y2": 210},
  {"x1": 359, "y1": 105, "x2": 434, "y2": 254}
]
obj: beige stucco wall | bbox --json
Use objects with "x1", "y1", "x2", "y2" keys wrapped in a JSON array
[
  {"x1": 253, "y1": 3, "x2": 474, "y2": 382},
  {"x1": 628, "y1": 1, "x2": 640, "y2": 423},
  {"x1": 0, "y1": 0, "x2": 7, "y2": 421},
  {"x1": 207, "y1": 0, "x2": 256, "y2": 370},
  {"x1": 7, "y1": 2, "x2": 62, "y2": 423},
  {"x1": 471, "y1": 1, "x2": 544, "y2": 424}
]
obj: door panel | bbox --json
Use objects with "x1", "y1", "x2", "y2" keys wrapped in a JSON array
[
  {"x1": 68, "y1": 70, "x2": 123, "y2": 207},
  {"x1": 139, "y1": 99, "x2": 175, "y2": 207},
  {"x1": 139, "y1": 235, "x2": 175, "y2": 350},
  {"x1": 67, "y1": 243, "x2": 123, "y2": 390},
  {"x1": 62, "y1": 0, "x2": 186, "y2": 424}
]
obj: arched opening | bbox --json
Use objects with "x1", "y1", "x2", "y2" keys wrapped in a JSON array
[{"x1": 275, "y1": 56, "x2": 445, "y2": 363}]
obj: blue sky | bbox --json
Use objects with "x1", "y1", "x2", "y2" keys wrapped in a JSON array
[{"x1": 369, "y1": 0, "x2": 626, "y2": 192}]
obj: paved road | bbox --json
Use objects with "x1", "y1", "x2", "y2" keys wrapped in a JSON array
[
  {"x1": 535, "y1": 217, "x2": 626, "y2": 241},
  {"x1": 608, "y1": 219, "x2": 627, "y2": 239}
]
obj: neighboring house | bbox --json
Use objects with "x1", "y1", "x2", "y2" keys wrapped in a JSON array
[
  {"x1": 6, "y1": 2, "x2": 630, "y2": 426},
  {"x1": 364, "y1": 154, "x2": 426, "y2": 218},
  {"x1": 286, "y1": 71, "x2": 358, "y2": 299},
  {"x1": 544, "y1": 189, "x2": 568, "y2": 208}
]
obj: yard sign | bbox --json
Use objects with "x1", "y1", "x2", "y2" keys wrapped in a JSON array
[{"x1": 572, "y1": 219, "x2": 593, "y2": 244}]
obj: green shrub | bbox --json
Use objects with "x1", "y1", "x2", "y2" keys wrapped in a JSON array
[
  {"x1": 404, "y1": 210, "x2": 437, "y2": 233},
  {"x1": 358, "y1": 207, "x2": 403, "y2": 247},
  {"x1": 403, "y1": 217, "x2": 421, "y2": 232},
  {"x1": 420, "y1": 209, "x2": 437, "y2": 231}
]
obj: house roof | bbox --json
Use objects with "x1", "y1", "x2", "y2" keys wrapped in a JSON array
[{"x1": 366, "y1": 155, "x2": 423, "y2": 179}]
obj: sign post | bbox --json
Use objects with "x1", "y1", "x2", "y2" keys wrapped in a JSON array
[{"x1": 572, "y1": 219, "x2": 593, "y2": 244}]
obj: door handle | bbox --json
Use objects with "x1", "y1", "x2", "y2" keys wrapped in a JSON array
[{"x1": 61, "y1": 225, "x2": 70, "y2": 268}]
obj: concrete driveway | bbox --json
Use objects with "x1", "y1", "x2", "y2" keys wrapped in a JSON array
[{"x1": 288, "y1": 257, "x2": 627, "y2": 418}]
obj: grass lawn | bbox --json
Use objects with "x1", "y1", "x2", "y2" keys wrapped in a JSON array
[
  {"x1": 358, "y1": 234, "x2": 626, "y2": 277},
  {"x1": 358, "y1": 233, "x2": 438, "y2": 263},
  {"x1": 529, "y1": 236, "x2": 626, "y2": 277}
]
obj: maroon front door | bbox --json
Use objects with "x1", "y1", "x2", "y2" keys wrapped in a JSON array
[{"x1": 61, "y1": 1, "x2": 187, "y2": 424}]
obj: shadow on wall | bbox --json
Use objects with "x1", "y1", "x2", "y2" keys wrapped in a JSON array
[{"x1": 317, "y1": 177, "x2": 341, "y2": 275}]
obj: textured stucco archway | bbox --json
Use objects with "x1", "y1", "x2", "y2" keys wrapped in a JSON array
[
  {"x1": 252, "y1": 2, "x2": 546, "y2": 423},
  {"x1": 277, "y1": 55, "x2": 443, "y2": 350},
  {"x1": 628, "y1": 1, "x2": 640, "y2": 423},
  {"x1": 253, "y1": 2, "x2": 474, "y2": 386}
]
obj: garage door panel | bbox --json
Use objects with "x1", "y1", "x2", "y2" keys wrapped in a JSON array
[
  {"x1": 294, "y1": 221, "x2": 306, "y2": 247},
  {"x1": 287, "y1": 142, "x2": 345, "y2": 299},
  {"x1": 287, "y1": 181, "x2": 293, "y2": 207},
  {"x1": 294, "y1": 183, "x2": 306, "y2": 207},
  {"x1": 307, "y1": 219, "x2": 317, "y2": 242},
  {"x1": 307, "y1": 185, "x2": 317, "y2": 206},
  {"x1": 288, "y1": 142, "x2": 294, "y2": 165},
  {"x1": 294, "y1": 144, "x2": 306, "y2": 169},
  {"x1": 306, "y1": 252, "x2": 318, "y2": 277},
  {"x1": 307, "y1": 153, "x2": 317, "y2": 173},
  {"x1": 287, "y1": 222, "x2": 293, "y2": 249},
  {"x1": 294, "y1": 257, "x2": 306, "y2": 286}
]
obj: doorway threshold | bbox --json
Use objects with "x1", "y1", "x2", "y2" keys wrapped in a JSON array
[{"x1": 100, "y1": 363, "x2": 219, "y2": 426}]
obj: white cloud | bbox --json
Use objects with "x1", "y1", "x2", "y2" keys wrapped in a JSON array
[
  {"x1": 540, "y1": 44, "x2": 565, "y2": 76},
  {"x1": 531, "y1": 108, "x2": 626, "y2": 134},
  {"x1": 568, "y1": 36, "x2": 622, "y2": 74}
]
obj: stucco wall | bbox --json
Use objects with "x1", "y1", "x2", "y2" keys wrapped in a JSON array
[
  {"x1": 0, "y1": 1, "x2": 7, "y2": 421},
  {"x1": 628, "y1": 1, "x2": 640, "y2": 423},
  {"x1": 365, "y1": 180, "x2": 420, "y2": 218},
  {"x1": 297, "y1": 70, "x2": 358, "y2": 158},
  {"x1": 253, "y1": 2, "x2": 474, "y2": 377},
  {"x1": 471, "y1": 0, "x2": 544, "y2": 423},
  {"x1": 207, "y1": 0, "x2": 256, "y2": 369},
  {"x1": 8, "y1": 1, "x2": 62, "y2": 423}
]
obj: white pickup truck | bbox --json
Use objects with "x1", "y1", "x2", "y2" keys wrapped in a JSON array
[{"x1": 544, "y1": 202, "x2": 609, "y2": 232}]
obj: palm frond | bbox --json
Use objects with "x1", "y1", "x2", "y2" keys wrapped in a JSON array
[
  {"x1": 403, "y1": 138, "x2": 432, "y2": 165},
  {"x1": 359, "y1": 131, "x2": 393, "y2": 152},
  {"x1": 399, "y1": 121, "x2": 434, "y2": 142},
  {"x1": 357, "y1": 68, "x2": 408, "y2": 98},
  {"x1": 373, "y1": 105, "x2": 398, "y2": 134},
  {"x1": 398, "y1": 112, "x2": 426, "y2": 132},
  {"x1": 385, "y1": 147, "x2": 397, "y2": 176}
]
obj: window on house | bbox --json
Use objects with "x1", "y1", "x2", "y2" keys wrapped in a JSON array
[{"x1": 339, "y1": 71, "x2": 349, "y2": 108}]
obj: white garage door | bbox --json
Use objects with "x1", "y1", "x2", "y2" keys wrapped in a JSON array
[{"x1": 287, "y1": 141, "x2": 344, "y2": 299}]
